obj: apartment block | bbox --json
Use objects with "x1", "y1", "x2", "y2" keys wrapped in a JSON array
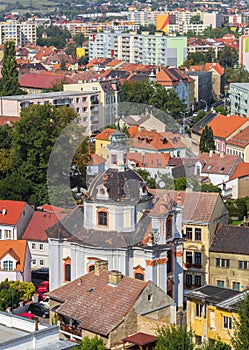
[
  {"x1": 89, "y1": 32, "x2": 187, "y2": 66},
  {"x1": 230, "y1": 83, "x2": 249, "y2": 118},
  {"x1": 0, "y1": 21, "x2": 36, "y2": 46}
]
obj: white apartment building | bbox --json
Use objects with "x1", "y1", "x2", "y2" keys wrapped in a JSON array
[
  {"x1": 127, "y1": 10, "x2": 166, "y2": 25},
  {"x1": 89, "y1": 32, "x2": 187, "y2": 66},
  {"x1": 0, "y1": 21, "x2": 36, "y2": 46}
]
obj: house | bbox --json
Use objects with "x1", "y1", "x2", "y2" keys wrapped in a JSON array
[
  {"x1": 47, "y1": 128, "x2": 184, "y2": 309},
  {"x1": 0, "y1": 200, "x2": 34, "y2": 240},
  {"x1": 186, "y1": 285, "x2": 242, "y2": 346},
  {"x1": 191, "y1": 112, "x2": 217, "y2": 155},
  {"x1": 0, "y1": 311, "x2": 75, "y2": 350},
  {"x1": 21, "y1": 209, "x2": 67, "y2": 270},
  {"x1": 204, "y1": 63, "x2": 225, "y2": 98},
  {"x1": 86, "y1": 153, "x2": 106, "y2": 185},
  {"x1": 210, "y1": 225, "x2": 249, "y2": 291},
  {"x1": 95, "y1": 128, "x2": 116, "y2": 158},
  {"x1": 122, "y1": 113, "x2": 166, "y2": 133},
  {"x1": 150, "y1": 190, "x2": 228, "y2": 292},
  {"x1": 0, "y1": 240, "x2": 31, "y2": 282},
  {"x1": 219, "y1": 162, "x2": 249, "y2": 199},
  {"x1": 226, "y1": 125, "x2": 249, "y2": 162},
  {"x1": 49, "y1": 260, "x2": 176, "y2": 347},
  {"x1": 199, "y1": 152, "x2": 242, "y2": 186}
]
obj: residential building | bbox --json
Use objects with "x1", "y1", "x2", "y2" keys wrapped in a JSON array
[
  {"x1": 239, "y1": 35, "x2": 249, "y2": 71},
  {"x1": 227, "y1": 125, "x2": 249, "y2": 161},
  {"x1": 86, "y1": 153, "x2": 106, "y2": 185},
  {"x1": 0, "y1": 200, "x2": 34, "y2": 240},
  {"x1": 122, "y1": 113, "x2": 166, "y2": 133},
  {"x1": 220, "y1": 162, "x2": 249, "y2": 199},
  {"x1": 230, "y1": 82, "x2": 249, "y2": 117},
  {"x1": 0, "y1": 311, "x2": 74, "y2": 350},
  {"x1": 204, "y1": 63, "x2": 225, "y2": 98},
  {"x1": 169, "y1": 23, "x2": 210, "y2": 36},
  {"x1": 186, "y1": 285, "x2": 241, "y2": 346},
  {"x1": 210, "y1": 225, "x2": 249, "y2": 291},
  {"x1": 186, "y1": 70, "x2": 213, "y2": 108},
  {"x1": 201, "y1": 12, "x2": 222, "y2": 28},
  {"x1": 127, "y1": 10, "x2": 166, "y2": 25},
  {"x1": 47, "y1": 129, "x2": 184, "y2": 308},
  {"x1": 95, "y1": 128, "x2": 116, "y2": 158},
  {"x1": 0, "y1": 240, "x2": 31, "y2": 283},
  {"x1": 199, "y1": 152, "x2": 242, "y2": 186},
  {"x1": 0, "y1": 21, "x2": 36, "y2": 47},
  {"x1": 49, "y1": 260, "x2": 176, "y2": 346},
  {"x1": 89, "y1": 32, "x2": 187, "y2": 67},
  {"x1": 0, "y1": 91, "x2": 102, "y2": 135},
  {"x1": 21, "y1": 210, "x2": 67, "y2": 270},
  {"x1": 63, "y1": 79, "x2": 122, "y2": 127}
]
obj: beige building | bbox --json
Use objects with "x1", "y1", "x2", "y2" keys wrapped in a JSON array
[
  {"x1": 0, "y1": 21, "x2": 36, "y2": 47},
  {"x1": 210, "y1": 224, "x2": 249, "y2": 291}
]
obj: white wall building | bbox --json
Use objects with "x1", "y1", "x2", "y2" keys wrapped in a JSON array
[{"x1": 0, "y1": 21, "x2": 36, "y2": 46}]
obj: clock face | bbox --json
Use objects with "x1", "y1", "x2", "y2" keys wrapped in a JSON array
[{"x1": 159, "y1": 181, "x2": 165, "y2": 188}]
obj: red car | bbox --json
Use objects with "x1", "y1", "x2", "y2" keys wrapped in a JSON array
[{"x1": 19, "y1": 312, "x2": 36, "y2": 319}]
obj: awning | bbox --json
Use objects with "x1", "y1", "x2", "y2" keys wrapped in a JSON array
[{"x1": 122, "y1": 332, "x2": 156, "y2": 346}]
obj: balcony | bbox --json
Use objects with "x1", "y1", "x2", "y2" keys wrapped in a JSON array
[{"x1": 60, "y1": 323, "x2": 82, "y2": 339}]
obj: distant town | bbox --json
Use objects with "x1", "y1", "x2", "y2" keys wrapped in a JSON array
[{"x1": 1, "y1": 1, "x2": 249, "y2": 349}]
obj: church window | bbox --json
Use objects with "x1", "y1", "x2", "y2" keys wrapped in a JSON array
[
  {"x1": 166, "y1": 215, "x2": 173, "y2": 239},
  {"x1": 111, "y1": 154, "x2": 117, "y2": 165},
  {"x1": 64, "y1": 257, "x2": 71, "y2": 282},
  {"x1": 98, "y1": 211, "x2": 108, "y2": 226}
]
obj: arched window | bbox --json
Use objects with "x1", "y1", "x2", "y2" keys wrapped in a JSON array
[
  {"x1": 98, "y1": 211, "x2": 107, "y2": 226},
  {"x1": 64, "y1": 257, "x2": 71, "y2": 282},
  {"x1": 166, "y1": 215, "x2": 173, "y2": 239},
  {"x1": 135, "y1": 273, "x2": 144, "y2": 281},
  {"x1": 89, "y1": 265, "x2": 95, "y2": 272}
]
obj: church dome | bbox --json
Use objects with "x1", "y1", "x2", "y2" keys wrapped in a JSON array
[{"x1": 87, "y1": 168, "x2": 152, "y2": 203}]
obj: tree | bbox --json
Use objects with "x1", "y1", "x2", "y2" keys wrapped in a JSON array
[
  {"x1": 0, "y1": 41, "x2": 24, "y2": 96},
  {"x1": 174, "y1": 177, "x2": 187, "y2": 191},
  {"x1": 226, "y1": 198, "x2": 248, "y2": 221},
  {"x1": 74, "y1": 33, "x2": 86, "y2": 47},
  {"x1": 60, "y1": 58, "x2": 66, "y2": 71},
  {"x1": 75, "y1": 336, "x2": 107, "y2": 350},
  {"x1": 78, "y1": 55, "x2": 89, "y2": 66},
  {"x1": 201, "y1": 183, "x2": 221, "y2": 193},
  {"x1": 218, "y1": 46, "x2": 238, "y2": 68},
  {"x1": 190, "y1": 111, "x2": 206, "y2": 127},
  {"x1": 199, "y1": 125, "x2": 215, "y2": 153},
  {"x1": 155, "y1": 325, "x2": 194, "y2": 350},
  {"x1": 197, "y1": 340, "x2": 231, "y2": 349},
  {"x1": 135, "y1": 168, "x2": 156, "y2": 189},
  {"x1": 190, "y1": 15, "x2": 203, "y2": 24},
  {"x1": 65, "y1": 43, "x2": 76, "y2": 59},
  {"x1": 231, "y1": 291, "x2": 249, "y2": 349}
]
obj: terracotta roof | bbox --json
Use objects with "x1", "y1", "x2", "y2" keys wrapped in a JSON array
[
  {"x1": 230, "y1": 162, "x2": 249, "y2": 180},
  {"x1": 210, "y1": 224, "x2": 249, "y2": 255},
  {"x1": 128, "y1": 152, "x2": 170, "y2": 169},
  {"x1": 123, "y1": 332, "x2": 156, "y2": 346},
  {"x1": 106, "y1": 59, "x2": 123, "y2": 67},
  {"x1": 36, "y1": 204, "x2": 66, "y2": 213},
  {"x1": 0, "y1": 200, "x2": 26, "y2": 225},
  {"x1": 95, "y1": 128, "x2": 116, "y2": 141},
  {"x1": 0, "y1": 240, "x2": 28, "y2": 272},
  {"x1": 128, "y1": 125, "x2": 139, "y2": 137},
  {"x1": 227, "y1": 125, "x2": 249, "y2": 148},
  {"x1": 88, "y1": 153, "x2": 106, "y2": 165},
  {"x1": 19, "y1": 72, "x2": 74, "y2": 89},
  {"x1": 49, "y1": 270, "x2": 149, "y2": 336},
  {"x1": 22, "y1": 211, "x2": 67, "y2": 242},
  {"x1": 204, "y1": 62, "x2": 224, "y2": 75},
  {"x1": 199, "y1": 152, "x2": 241, "y2": 175},
  {"x1": 150, "y1": 190, "x2": 224, "y2": 224},
  {"x1": 207, "y1": 114, "x2": 248, "y2": 139}
]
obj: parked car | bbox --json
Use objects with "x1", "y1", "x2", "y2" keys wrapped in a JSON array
[{"x1": 28, "y1": 303, "x2": 49, "y2": 318}]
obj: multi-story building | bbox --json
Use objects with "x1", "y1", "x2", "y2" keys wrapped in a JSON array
[
  {"x1": 186, "y1": 70, "x2": 213, "y2": 108},
  {"x1": 89, "y1": 32, "x2": 187, "y2": 67},
  {"x1": 0, "y1": 21, "x2": 36, "y2": 47},
  {"x1": 127, "y1": 10, "x2": 166, "y2": 25},
  {"x1": 230, "y1": 82, "x2": 249, "y2": 118},
  {"x1": 239, "y1": 35, "x2": 249, "y2": 71},
  {"x1": 0, "y1": 91, "x2": 102, "y2": 135}
]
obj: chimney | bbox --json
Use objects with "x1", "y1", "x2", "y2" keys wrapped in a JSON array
[
  {"x1": 109, "y1": 270, "x2": 123, "y2": 286},
  {"x1": 95, "y1": 260, "x2": 108, "y2": 276}
]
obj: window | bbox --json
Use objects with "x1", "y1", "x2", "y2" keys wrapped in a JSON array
[
  {"x1": 217, "y1": 280, "x2": 224, "y2": 288},
  {"x1": 195, "y1": 336, "x2": 202, "y2": 345},
  {"x1": 65, "y1": 264, "x2": 71, "y2": 282},
  {"x1": 210, "y1": 310, "x2": 215, "y2": 329},
  {"x1": 3, "y1": 261, "x2": 14, "y2": 271},
  {"x1": 76, "y1": 97, "x2": 79, "y2": 103},
  {"x1": 32, "y1": 259, "x2": 37, "y2": 266},
  {"x1": 148, "y1": 294, "x2": 153, "y2": 302},
  {"x1": 98, "y1": 211, "x2": 107, "y2": 226},
  {"x1": 233, "y1": 282, "x2": 240, "y2": 291},
  {"x1": 194, "y1": 252, "x2": 202, "y2": 266},
  {"x1": 82, "y1": 106, "x2": 87, "y2": 112},
  {"x1": 216, "y1": 258, "x2": 229, "y2": 268},
  {"x1": 111, "y1": 154, "x2": 117, "y2": 165},
  {"x1": 195, "y1": 228, "x2": 202, "y2": 241},
  {"x1": 82, "y1": 97, "x2": 86, "y2": 102},
  {"x1": 223, "y1": 316, "x2": 232, "y2": 329},
  {"x1": 31, "y1": 243, "x2": 36, "y2": 250},
  {"x1": 186, "y1": 251, "x2": 192, "y2": 264},
  {"x1": 238, "y1": 261, "x2": 248, "y2": 269},
  {"x1": 39, "y1": 243, "x2": 44, "y2": 251},
  {"x1": 195, "y1": 303, "x2": 202, "y2": 317},
  {"x1": 76, "y1": 108, "x2": 80, "y2": 113},
  {"x1": 195, "y1": 275, "x2": 202, "y2": 287},
  {"x1": 5, "y1": 230, "x2": 11, "y2": 239},
  {"x1": 39, "y1": 260, "x2": 44, "y2": 266},
  {"x1": 186, "y1": 274, "x2": 192, "y2": 286},
  {"x1": 166, "y1": 215, "x2": 173, "y2": 239},
  {"x1": 186, "y1": 227, "x2": 192, "y2": 240},
  {"x1": 135, "y1": 273, "x2": 144, "y2": 281}
]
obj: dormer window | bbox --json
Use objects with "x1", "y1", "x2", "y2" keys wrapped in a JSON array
[
  {"x1": 97, "y1": 185, "x2": 109, "y2": 200},
  {"x1": 3, "y1": 261, "x2": 14, "y2": 271},
  {"x1": 98, "y1": 211, "x2": 108, "y2": 226},
  {"x1": 141, "y1": 184, "x2": 148, "y2": 197}
]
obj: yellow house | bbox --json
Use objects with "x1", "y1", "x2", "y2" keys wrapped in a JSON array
[
  {"x1": 210, "y1": 224, "x2": 249, "y2": 291},
  {"x1": 95, "y1": 128, "x2": 115, "y2": 158},
  {"x1": 187, "y1": 285, "x2": 242, "y2": 346},
  {"x1": 182, "y1": 192, "x2": 228, "y2": 292}
]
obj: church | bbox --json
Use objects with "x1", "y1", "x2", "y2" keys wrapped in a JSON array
[{"x1": 47, "y1": 128, "x2": 184, "y2": 308}]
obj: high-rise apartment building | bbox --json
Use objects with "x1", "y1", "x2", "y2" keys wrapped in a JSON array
[
  {"x1": 89, "y1": 32, "x2": 187, "y2": 67},
  {"x1": 0, "y1": 21, "x2": 36, "y2": 47}
]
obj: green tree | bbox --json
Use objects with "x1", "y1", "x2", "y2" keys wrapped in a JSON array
[
  {"x1": 201, "y1": 183, "x2": 222, "y2": 193},
  {"x1": 231, "y1": 291, "x2": 249, "y2": 349},
  {"x1": 190, "y1": 15, "x2": 203, "y2": 24},
  {"x1": 199, "y1": 125, "x2": 215, "y2": 153},
  {"x1": 218, "y1": 46, "x2": 238, "y2": 68},
  {"x1": 197, "y1": 340, "x2": 231, "y2": 349},
  {"x1": 74, "y1": 33, "x2": 86, "y2": 47},
  {"x1": 226, "y1": 198, "x2": 248, "y2": 221},
  {"x1": 75, "y1": 335, "x2": 107, "y2": 350},
  {"x1": 174, "y1": 177, "x2": 187, "y2": 191},
  {"x1": 65, "y1": 43, "x2": 76, "y2": 59},
  {"x1": 155, "y1": 325, "x2": 194, "y2": 350},
  {"x1": 190, "y1": 110, "x2": 206, "y2": 127},
  {"x1": 135, "y1": 168, "x2": 156, "y2": 189},
  {"x1": 78, "y1": 55, "x2": 89, "y2": 66},
  {"x1": 0, "y1": 41, "x2": 24, "y2": 96}
]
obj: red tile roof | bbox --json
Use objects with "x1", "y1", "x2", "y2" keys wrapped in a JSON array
[
  {"x1": 128, "y1": 152, "x2": 170, "y2": 169},
  {"x1": 0, "y1": 240, "x2": 28, "y2": 272},
  {"x1": 37, "y1": 204, "x2": 66, "y2": 213},
  {"x1": 89, "y1": 153, "x2": 106, "y2": 165},
  {"x1": 19, "y1": 72, "x2": 74, "y2": 89},
  {"x1": 123, "y1": 332, "x2": 156, "y2": 346},
  {"x1": 199, "y1": 152, "x2": 240, "y2": 175},
  {"x1": 49, "y1": 270, "x2": 149, "y2": 336},
  {"x1": 0, "y1": 200, "x2": 26, "y2": 225},
  {"x1": 226, "y1": 125, "x2": 249, "y2": 148},
  {"x1": 95, "y1": 128, "x2": 116, "y2": 141},
  {"x1": 22, "y1": 211, "x2": 66, "y2": 242},
  {"x1": 205, "y1": 62, "x2": 224, "y2": 75},
  {"x1": 207, "y1": 114, "x2": 248, "y2": 139},
  {"x1": 230, "y1": 162, "x2": 249, "y2": 180}
]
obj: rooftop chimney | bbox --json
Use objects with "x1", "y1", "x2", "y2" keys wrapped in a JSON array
[
  {"x1": 109, "y1": 270, "x2": 123, "y2": 286},
  {"x1": 95, "y1": 260, "x2": 108, "y2": 276}
]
